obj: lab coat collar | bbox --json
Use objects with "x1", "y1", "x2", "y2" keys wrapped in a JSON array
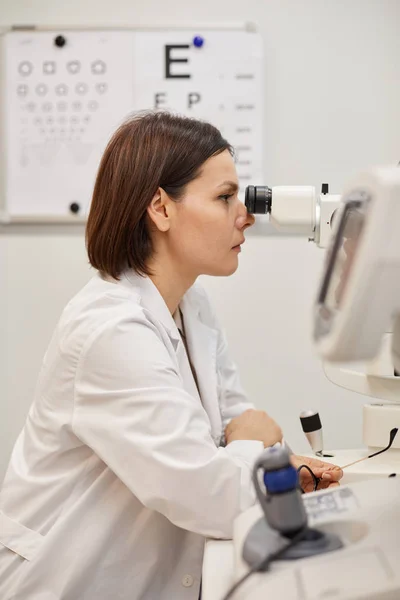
[
  {"x1": 180, "y1": 292, "x2": 218, "y2": 378},
  {"x1": 119, "y1": 271, "x2": 181, "y2": 345},
  {"x1": 114, "y1": 273, "x2": 218, "y2": 368},
  {"x1": 180, "y1": 291, "x2": 221, "y2": 444},
  {"x1": 111, "y1": 271, "x2": 221, "y2": 442}
]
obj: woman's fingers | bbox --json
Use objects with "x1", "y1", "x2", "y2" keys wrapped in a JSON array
[
  {"x1": 311, "y1": 465, "x2": 343, "y2": 481},
  {"x1": 317, "y1": 480, "x2": 340, "y2": 490}
]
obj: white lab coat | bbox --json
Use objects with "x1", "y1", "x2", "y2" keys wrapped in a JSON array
[{"x1": 0, "y1": 271, "x2": 264, "y2": 600}]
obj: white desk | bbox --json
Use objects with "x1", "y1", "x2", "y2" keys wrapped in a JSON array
[{"x1": 201, "y1": 448, "x2": 400, "y2": 600}]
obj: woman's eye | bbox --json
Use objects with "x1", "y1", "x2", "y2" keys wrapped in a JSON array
[{"x1": 218, "y1": 194, "x2": 233, "y2": 203}]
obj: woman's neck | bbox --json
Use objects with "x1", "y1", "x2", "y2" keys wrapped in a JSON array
[{"x1": 146, "y1": 254, "x2": 197, "y2": 315}]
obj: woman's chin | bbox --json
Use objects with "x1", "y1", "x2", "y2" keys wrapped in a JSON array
[{"x1": 204, "y1": 258, "x2": 239, "y2": 277}]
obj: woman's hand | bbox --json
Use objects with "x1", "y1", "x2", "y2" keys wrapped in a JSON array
[
  {"x1": 225, "y1": 409, "x2": 283, "y2": 448},
  {"x1": 290, "y1": 455, "x2": 343, "y2": 493}
]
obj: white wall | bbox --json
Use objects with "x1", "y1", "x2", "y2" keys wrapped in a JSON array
[{"x1": 1, "y1": 0, "x2": 400, "y2": 482}]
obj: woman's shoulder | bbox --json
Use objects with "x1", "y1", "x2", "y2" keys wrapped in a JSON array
[
  {"x1": 64, "y1": 272, "x2": 145, "y2": 320},
  {"x1": 55, "y1": 273, "x2": 151, "y2": 358}
]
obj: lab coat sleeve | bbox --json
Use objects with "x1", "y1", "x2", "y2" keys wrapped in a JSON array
[{"x1": 72, "y1": 315, "x2": 263, "y2": 539}]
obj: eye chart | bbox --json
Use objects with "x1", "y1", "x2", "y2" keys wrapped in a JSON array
[{"x1": 0, "y1": 27, "x2": 263, "y2": 222}]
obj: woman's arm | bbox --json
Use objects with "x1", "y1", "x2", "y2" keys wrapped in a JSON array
[{"x1": 72, "y1": 314, "x2": 263, "y2": 540}]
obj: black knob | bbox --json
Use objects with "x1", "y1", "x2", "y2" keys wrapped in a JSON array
[
  {"x1": 54, "y1": 35, "x2": 67, "y2": 48},
  {"x1": 300, "y1": 411, "x2": 322, "y2": 433},
  {"x1": 69, "y1": 202, "x2": 80, "y2": 214},
  {"x1": 321, "y1": 183, "x2": 329, "y2": 195}
]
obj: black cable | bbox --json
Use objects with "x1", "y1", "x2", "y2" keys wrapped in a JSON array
[
  {"x1": 367, "y1": 427, "x2": 398, "y2": 459},
  {"x1": 297, "y1": 464, "x2": 320, "y2": 494},
  {"x1": 296, "y1": 428, "x2": 398, "y2": 493},
  {"x1": 220, "y1": 527, "x2": 307, "y2": 600}
]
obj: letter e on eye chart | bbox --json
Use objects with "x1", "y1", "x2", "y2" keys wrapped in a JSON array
[{"x1": 131, "y1": 30, "x2": 265, "y2": 198}]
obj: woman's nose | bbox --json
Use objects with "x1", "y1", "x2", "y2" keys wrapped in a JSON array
[{"x1": 236, "y1": 203, "x2": 255, "y2": 230}]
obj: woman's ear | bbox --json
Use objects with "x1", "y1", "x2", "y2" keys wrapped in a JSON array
[{"x1": 147, "y1": 187, "x2": 172, "y2": 232}]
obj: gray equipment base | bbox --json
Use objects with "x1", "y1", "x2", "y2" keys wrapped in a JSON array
[{"x1": 243, "y1": 517, "x2": 343, "y2": 569}]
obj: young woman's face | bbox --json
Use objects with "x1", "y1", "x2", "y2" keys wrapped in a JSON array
[{"x1": 168, "y1": 149, "x2": 255, "y2": 278}]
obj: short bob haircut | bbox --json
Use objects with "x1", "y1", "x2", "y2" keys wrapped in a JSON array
[{"x1": 86, "y1": 111, "x2": 233, "y2": 280}]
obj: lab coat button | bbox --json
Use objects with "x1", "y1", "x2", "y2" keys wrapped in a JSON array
[{"x1": 181, "y1": 574, "x2": 194, "y2": 587}]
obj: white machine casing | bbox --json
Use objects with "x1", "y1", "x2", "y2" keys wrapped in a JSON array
[
  {"x1": 233, "y1": 479, "x2": 400, "y2": 600},
  {"x1": 229, "y1": 167, "x2": 400, "y2": 600},
  {"x1": 269, "y1": 186, "x2": 316, "y2": 235},
  {"x1": 314, "y1": 167, "x2": 400, "y2": 368},
  {"x1": 313, "y1": 167, "x2": 400, "y2": 454},
  {"x1": 268, "y1": 185, "x2": 341, "y2": 248}
]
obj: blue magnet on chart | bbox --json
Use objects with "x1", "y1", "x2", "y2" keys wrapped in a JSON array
[{"x1": 193, "y1": 35, "x2": 205, "y2": 48}]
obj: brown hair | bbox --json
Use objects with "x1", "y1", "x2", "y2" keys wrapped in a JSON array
[{"x1": 86, "y1": 111, "x2": 233, "y2": 279}]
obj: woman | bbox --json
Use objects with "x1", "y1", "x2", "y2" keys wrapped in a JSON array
[{"x1": 0, "y1": 112, "x2": 342, "y2": 600}]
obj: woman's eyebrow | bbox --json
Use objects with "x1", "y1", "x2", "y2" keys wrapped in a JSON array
[{"x1": 217, "y1": 180, "x2": 239, "y2": 192}]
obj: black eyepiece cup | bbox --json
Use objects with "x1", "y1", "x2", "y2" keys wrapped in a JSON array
[{"x1": 245, "y1": 185, "x2": 272, "y2": 214}]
